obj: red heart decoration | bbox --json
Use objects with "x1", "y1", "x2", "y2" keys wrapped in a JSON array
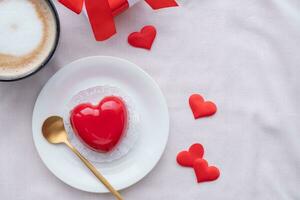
[
  {"x1": 70, "y1": 96, "x2": 127, "y2": 153},
  {"x1": 189, "y1": 94, "x2": 217, "y2": 119},
  {"x1": 128, "y1": 25, "x2": 157, "y2": 50},
  {"x1": 177, "y1": 143, "x2": 204, "y2": 167},
  {"x1": 193, "y1": 159, "x2": 220, "y2": 183}
]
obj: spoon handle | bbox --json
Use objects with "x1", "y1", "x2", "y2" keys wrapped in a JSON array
[{"x1": 65, "y1": 141, "x2": 124, "y2": 200}]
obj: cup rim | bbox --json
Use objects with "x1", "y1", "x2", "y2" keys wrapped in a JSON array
[{"x1": 0, "y1": 0, "x2": 60, "y2": 82}]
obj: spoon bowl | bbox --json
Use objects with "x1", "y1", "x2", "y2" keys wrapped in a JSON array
[{"x1": 42, "y1": 116, "x2": 68, "y2": 144}]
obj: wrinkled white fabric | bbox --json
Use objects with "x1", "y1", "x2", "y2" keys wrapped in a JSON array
[{"x1": 1, "y1": 0, "x2": 300, "y2": 199}]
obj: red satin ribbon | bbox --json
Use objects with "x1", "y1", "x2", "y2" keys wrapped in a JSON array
[
  {"x1": 109, "y1": 0, "x2": 129, "y2": 16},
  {"x1": 59, "y1": 0, "x2": 178, "y2": 41},
  {"x1": 84, "y1": 0, "x2": 116, "y2": 41},
  {"x1": 145, "y1": 0, "x2": 178, "y2": 9}
]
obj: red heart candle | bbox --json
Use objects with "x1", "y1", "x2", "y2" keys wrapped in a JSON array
[{"x1": 70, "y1": 96, "x2": 127, "y2": 153}]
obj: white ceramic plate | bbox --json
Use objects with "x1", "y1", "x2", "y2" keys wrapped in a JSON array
[{"x1": 32, "y1": 56, "x2": 169, "y2": 193}]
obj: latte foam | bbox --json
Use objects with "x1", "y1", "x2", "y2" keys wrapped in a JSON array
[{"x1": 0, "y1": 0, "x2": 58, "y2": 80}]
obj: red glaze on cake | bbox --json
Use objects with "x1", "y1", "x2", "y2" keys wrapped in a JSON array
[{"x1": 70, "y1": 96, "x2": 127, "y2": 153}]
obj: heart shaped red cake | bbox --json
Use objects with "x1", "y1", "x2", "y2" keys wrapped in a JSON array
[{"x1": 70, "y1": 96, "x2": 127, "y2": 153}]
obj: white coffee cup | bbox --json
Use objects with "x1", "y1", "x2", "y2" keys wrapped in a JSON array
[{"x1": 0, "y1": 0, "x2": 60, "y2": 81}]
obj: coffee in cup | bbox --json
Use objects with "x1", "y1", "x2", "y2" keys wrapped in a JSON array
[{"x1": 0, "y1": 0, "x2": 59, "y2": 81}]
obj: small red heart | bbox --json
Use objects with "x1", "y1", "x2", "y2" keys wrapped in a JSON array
[
  {"x1": 189, "y1": 94, "x2": 217, "y2": 119},
  {"x1": 177, "y1": 143, "x2": 204, "y2": 167},
  {"x1": 70, "y1": 96, "x2": 127, "y2": 153},
  {"x1": 128, "y1": 25, "x2": 157, "y2": 50},
  {"x1": 193, "y1": 159, "x2": 220, "y2": 183}
]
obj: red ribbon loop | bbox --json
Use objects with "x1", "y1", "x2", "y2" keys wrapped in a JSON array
[{"x1": 59, "y1": 0, "x2": 178, "y2": 41}]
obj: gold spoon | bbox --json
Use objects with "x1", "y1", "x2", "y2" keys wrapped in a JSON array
[{"x1": 42, "y1": 116, "x2": 124, "y2": 200}]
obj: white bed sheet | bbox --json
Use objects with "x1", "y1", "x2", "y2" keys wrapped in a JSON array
[{"x1": 1, "y1": 0, "x2": 300, "y2": 199}]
